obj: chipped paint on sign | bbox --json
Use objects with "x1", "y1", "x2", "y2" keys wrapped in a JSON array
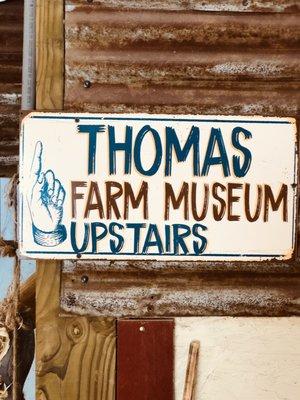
[{"x1": 19, "y1": 113, "x2": 297, "y2": 261}]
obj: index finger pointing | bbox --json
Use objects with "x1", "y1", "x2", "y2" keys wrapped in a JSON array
[{"x1": 30, "y1": 141, "x2": 43, "y2": 181}]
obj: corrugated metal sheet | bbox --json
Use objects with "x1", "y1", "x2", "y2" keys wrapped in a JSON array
[
  {"x1": 61, "y1": 261, "x2": 300, "y2": 317},
  {"x1": 65, "y1": 6, "x2": 300, "y2": 116},
  {"x1": 0, "y1": 0, "x2": 23, "y2": 177},
  {"x1": 62, "y1": 2, "x2": 300, "y2": 317},
  {"x1": 66, "y1": 1, "x2": 300, "y2": 13},
  {"x1": 64, "y1": 5, "x2": 300, "y2": 116}
]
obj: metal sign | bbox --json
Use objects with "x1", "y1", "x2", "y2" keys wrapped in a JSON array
[{"x1": 19, "y1": 113, "x2": 297, "y2": 261}]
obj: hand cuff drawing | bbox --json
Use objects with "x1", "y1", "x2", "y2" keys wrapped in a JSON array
[{"x1": 32, "y1": 224, "x2": 67, "y2": 247}]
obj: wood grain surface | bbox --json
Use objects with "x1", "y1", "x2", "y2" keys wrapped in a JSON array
[
  {"x1": 36, "y1": 262, "x2": 116, "y2": 400},
  {"x1": 36, "y1": 0, "x2": 64, "y2": 110},
  {"x1": 35, "y1": 1, "x2": 116, "y2": 399}
]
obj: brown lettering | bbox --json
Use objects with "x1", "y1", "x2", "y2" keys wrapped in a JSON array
[
  {"x1": 212, "y1": 183, "x2": 226, "y2": 221},
  {"x1": 84, "y1": 181, "x2": 104, "y2": 219},
  {"x1": 124, "y1": 181, "x2": 148, "y2": 219},
  {"x1": 244, "y1": 183, "x2": 262, "y2": 222},
  {"x1": 106, "y1": 181, "x2": 123, "y2": 219},
  {"x1": 71, "y1": 181, "x2": 87, "y2": 218},
  {"x1": 191, "y1": 183, "x2": 209, "y2": 221},
  {"x1": 165, "y1": 182, "x2": 189, "y2": 220},
  {"x1": 227, "y1": 183, "x2": 242, "y2": 221},
  {"x1": 264, "y1": 184, "x2": 288, "y2": 222}
]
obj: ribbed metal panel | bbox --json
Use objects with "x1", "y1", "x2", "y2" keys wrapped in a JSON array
[
  {"x1": 61, "y1": 261, "x2": 300, "y2": 317},
  {"x1": 66, "y1": 1, "x2": 300, "y2": 13},
  {"x1": 64, "y1": 5, "x2": 300, "y2": 116},
  {"x1": 0, "y1": 0, "x2": 23, "y2": 177},
  {"x1": 63, "y1": 2, "x2": 300, "y2": 317}
]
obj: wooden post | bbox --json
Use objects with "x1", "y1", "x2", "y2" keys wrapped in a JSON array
[
  {"x1": 36, "y1": 0, "x2": 64, "y2": 110},
  {"x1": 35, "y1": 2, "x2": 116, "y2": 399},
  {"x1": 182, "y1": 341, "x2": 200, "y2": 400}
]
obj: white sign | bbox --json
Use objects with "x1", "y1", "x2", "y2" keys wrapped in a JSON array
[{"x1": 19, "y1": 113, "x2": 297, "y2": 261}]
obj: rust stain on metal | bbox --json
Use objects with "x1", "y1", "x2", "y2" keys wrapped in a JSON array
[
  {"x1": 0, "y1": 0, "x2": 23, "y2": 177},
  {"x1": 66, "y1": 1, "x2": 300, "y2": 13},
  {"x1": 62, "y1": 2, "x2": 300, "y2": 317},
  {"x1": 65, "y1": 85, "x2": 300, "y2": 116},
  {"x1": 65, "y1": 6, "x2": 300, "y2": 116},
  {"x1": 66, "y1": 11, "x2": 300, "y2": 50},
  {"x1": 61, "y1": 261, "x2": 300, "y2": 317}
]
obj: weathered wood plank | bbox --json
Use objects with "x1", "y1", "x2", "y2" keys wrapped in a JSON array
[
  {"x1": 182, "y1": 341, "x2": 200, "y2": 400},
  {"x1": 36, "y1": 1, "x2": 116, "y2": 399},
  {"x1": 35, "y1": 9, "x2": 64, "y2": 396},
  {"x1": 36, "y1": 0, "x2": 64, "y2": 110},
  {"x1": 36, "y1": 262, "x2": 116, "y2": 400}
]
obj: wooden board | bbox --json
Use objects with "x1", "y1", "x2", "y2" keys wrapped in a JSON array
[
  {"x1": 117, "y1": 319, "x2": 174, "y2": 400},
  {"x1": 35, "y1": 1, "x2": 116, "y2": 399},
  {"x1": 36, "y1": 0, "x2": 64, "y2": 110},
  {"x1": 36, "y1": 262, "x2": 116, "y2": 400}
]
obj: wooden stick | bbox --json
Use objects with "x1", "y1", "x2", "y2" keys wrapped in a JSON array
[{"x1": 182, "y1": 340, "x2": 200, "y2": 400}]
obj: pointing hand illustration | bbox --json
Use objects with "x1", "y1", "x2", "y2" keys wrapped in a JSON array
[{"x1": 28, "y1": 141, "x2": 67, "y2": 247}]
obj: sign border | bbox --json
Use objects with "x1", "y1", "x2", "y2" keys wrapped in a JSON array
[{"x1": 19, "y1": 112, "x2": 298, "y2": 261}]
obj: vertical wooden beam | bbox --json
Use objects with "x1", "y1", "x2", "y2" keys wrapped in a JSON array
[
  {"x1": 36, "y1": 0, "x2": 64, "y2": 110},
  {"x1": 35, "y1": 2, "x2": 116, "y2": 399},
  {"x1": 36, "y1": 263, "x2": 116, "y2": 400},
  {"x1": 36, "y1": 0, "x2": 64, "y2": 396}
]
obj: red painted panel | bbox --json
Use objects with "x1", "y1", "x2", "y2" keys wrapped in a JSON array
[{"x1": 117, "y1": 319, "x2": 174, "y2": 400}]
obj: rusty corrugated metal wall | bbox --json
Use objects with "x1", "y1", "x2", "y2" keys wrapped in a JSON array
[
  {"x1": 61, "y1": 1, "x2": 300, "y2": 317},
  {"x1": 64, "y1": 1, "x2": 299, "y2": 116},
  {"x1": 0, "y1": 0, "x2": 23, "y2": 177}
]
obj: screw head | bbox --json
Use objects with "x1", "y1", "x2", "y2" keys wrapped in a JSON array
[
  {"x1": 83, "y1": 80, "x2": 91, "y2": 88},
  {"x1": 81, "y1": 275, "x2": 89, "y2": 284}
]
